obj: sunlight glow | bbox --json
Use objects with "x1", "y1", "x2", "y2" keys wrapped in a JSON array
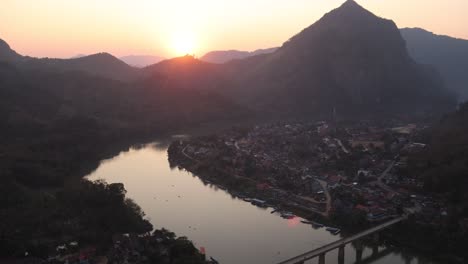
[{"x1": 172, "y1": 31, "x2": 197, "y2": 56}]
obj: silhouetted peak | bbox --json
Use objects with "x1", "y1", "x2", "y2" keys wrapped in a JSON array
[
  {"x1": 324, "y1": 0, "x2": 377, "y2": 22},
  {"x1": 70, "y1": 52, "x2": 131, "y2": 67},
  {"x1": 0, "y1": 38, "x2": 22, "y2": 62},
  {"x1": 283, "y1": 0, "x2": 397, "y2": 52},
  {"x1": 78, "y1": 52, "x2": 116, "y2": 60},
  {"x1": 0, "y1": 38, "x2": 12, "y2": 50},
  {"x1": 341, "y1": 0, "x2": 360, "y2": 8}
]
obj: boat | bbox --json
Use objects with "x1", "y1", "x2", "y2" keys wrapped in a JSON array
[
  {"x1": 236, "y1": 194, "x2": 246, "y2": 199},
  {"x1": 326, "y1": 227, "x2": 341, "y2": 234},
  {"x1": 301, "y1": 220, "x2": 324, "y2": 228},
  {"x1": 311, "y1": 222, "x2": 324, "y2": 228},
  {"x1": 209, "y1": 257, "x2": 220, "y2": 264},
  {"x1": 280, "y1": 212, "x2": 295, "y2": 219}
]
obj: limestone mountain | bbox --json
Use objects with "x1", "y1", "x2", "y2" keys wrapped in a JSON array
[{"x1": 223, "y1": 0, "x2": 454, "y2": 117}]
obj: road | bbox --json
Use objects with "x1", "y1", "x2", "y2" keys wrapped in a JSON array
[
  {"x1": 317, "y1": 180, "x2": 331, "y2": 216},
  {"x1": 374, "y1": 160, "x2": 396, "y2": 195},
  {"x1": 335, "y1": 138, "x2": 349, "y2": 154}
]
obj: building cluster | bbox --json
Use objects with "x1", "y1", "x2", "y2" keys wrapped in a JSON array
[{"x1": 173, "y1": 120, "x2": 448, "y2": 226}]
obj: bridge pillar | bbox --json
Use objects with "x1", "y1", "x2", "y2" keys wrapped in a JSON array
[
  {"x1": 372, "y1": 245, "x2": 379, "y2": 256},
  {"x1": 371, "y1": 232, "x2": 380, "y2": 256},
  {"x1": 318, "y1": 253, "x2": 325, "y2": 264},
  {"x1": 355, "y1": 240, "x2": 363, "y2": 263},
  {"x1": 338, "y1": 245, "x2": 345, "y2": 264}
]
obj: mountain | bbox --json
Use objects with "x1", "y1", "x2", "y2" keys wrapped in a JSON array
[
  {"x1": 0, "y1": 38, "x2": 138, "y2": 82},
  {"x1": 401, "y1": 28, "x2": 468, "y2": 101},
  {"x1": 201, "y1": 48, "x2": 277, "y2": 64},
  {"x1": 221, "y1": 0, "x2": 454, "y2": 117},
  {"x1": 20, "y1": 52, "x2": 140, "y2": 82},
  {"x1": 0, "y1": 38, "x2": 23, "y2": 63},
  {"x1": 120, "y1": 55, "x2": 165, "y2": 67},
  {"x1": 143, "y1": 55, "x2": 223, "y2": 91}
]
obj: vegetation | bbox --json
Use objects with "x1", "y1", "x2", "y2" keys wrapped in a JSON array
[
  {"x1": 0, "y1": 180, "x2": 151, "y2": 257},
  {"x1": 409, "y1": 102, "x2": 468, "y2": 194}
]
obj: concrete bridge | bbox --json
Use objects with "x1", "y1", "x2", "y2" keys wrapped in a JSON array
[{"x1": 277, "y1": 215, "x2": 406, "y2": 264}]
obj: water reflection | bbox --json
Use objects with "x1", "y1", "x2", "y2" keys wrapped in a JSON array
[{"x1": 86, "y1": 142, "x2": 436, "y2": 264}]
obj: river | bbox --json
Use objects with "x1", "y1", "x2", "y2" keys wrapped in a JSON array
[{"x1": 86, "y1": 141, "x2": 436, "y2": 264}]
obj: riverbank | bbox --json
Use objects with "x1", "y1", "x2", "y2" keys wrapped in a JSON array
[{"x1": 168, "y1": 139, "x2": 361, "y2": 234}]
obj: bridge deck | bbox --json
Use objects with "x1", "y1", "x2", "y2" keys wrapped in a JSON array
[{"x1": 277, "y1": 216, "x2": 406, "y2": 264}]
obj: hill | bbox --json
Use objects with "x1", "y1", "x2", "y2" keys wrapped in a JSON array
[
  {"x1": 409, "y1": 102, "x2": 468, "y2": 193},
  {"x1": 200, "y1": 48, "x2": 277, "y2": 64},
  {"x1": 404, "y1": 103, "x2": 468, "y2": 259},
  {"x1": 0, "y1": 38, "x2": 139, "y2": 81},
  {"x1": 401, "y1": 28, "x2": 468, "y2": 101},
  {"x1": 143, "y1": 55, "x2": 226, "y2": 91},
  {"x1": 20, "y1": 52, "x2": 140, "y2": 82}
]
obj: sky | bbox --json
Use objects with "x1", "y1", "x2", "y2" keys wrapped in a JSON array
[{"x1": 1, "y1": 0, "x2": 467, "y2": 58}]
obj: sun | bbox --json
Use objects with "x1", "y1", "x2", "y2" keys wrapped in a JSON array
[{"x1": 172, "y1": 31, "x2": 197, "y2": 56}]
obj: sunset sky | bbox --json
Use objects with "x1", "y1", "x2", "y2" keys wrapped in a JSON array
[{"x1": 1, "y1": 0, "x2": 467, "y2": 58}]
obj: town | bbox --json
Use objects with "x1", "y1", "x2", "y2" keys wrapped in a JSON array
[{"x1": 168, "y1": 120, "x2": 449, "y2": 233}]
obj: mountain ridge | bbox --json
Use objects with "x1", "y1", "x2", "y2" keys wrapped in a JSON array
[
  {"x1": 0, "y1": 39, "x2": 139, "y2": 81},
  {"x1": 201, "y1": 48, "x2": 277, "y2": 64},
  {"x1": 401, "y1": 27, "x2": 468, "y2": 101}
]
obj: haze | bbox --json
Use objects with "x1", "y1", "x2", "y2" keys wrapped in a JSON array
[{"x1": 1, "y1": 0, "x2": 467, "y2": 58}]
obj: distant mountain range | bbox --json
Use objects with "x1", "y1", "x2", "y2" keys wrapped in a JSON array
[
  {"x1": 119, "y1": 55, "x2": 165, "y2": 68},
  {"x1": 200, "y1": 48, "x2": 277, "y2": 64},
  {"x1": 0, "y1": 43, "x2": 139, "y2": 81},
  {"x1": 70, "y1": 54, "x2": 165, "y2": 67},
  {"x1": 401, "y1": 28, "x2": 468, "y2": 101}
]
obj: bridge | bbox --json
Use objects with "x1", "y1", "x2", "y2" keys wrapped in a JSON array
[{"x1": 277, "y1": 215, "x2": 406, "y2": 264}]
